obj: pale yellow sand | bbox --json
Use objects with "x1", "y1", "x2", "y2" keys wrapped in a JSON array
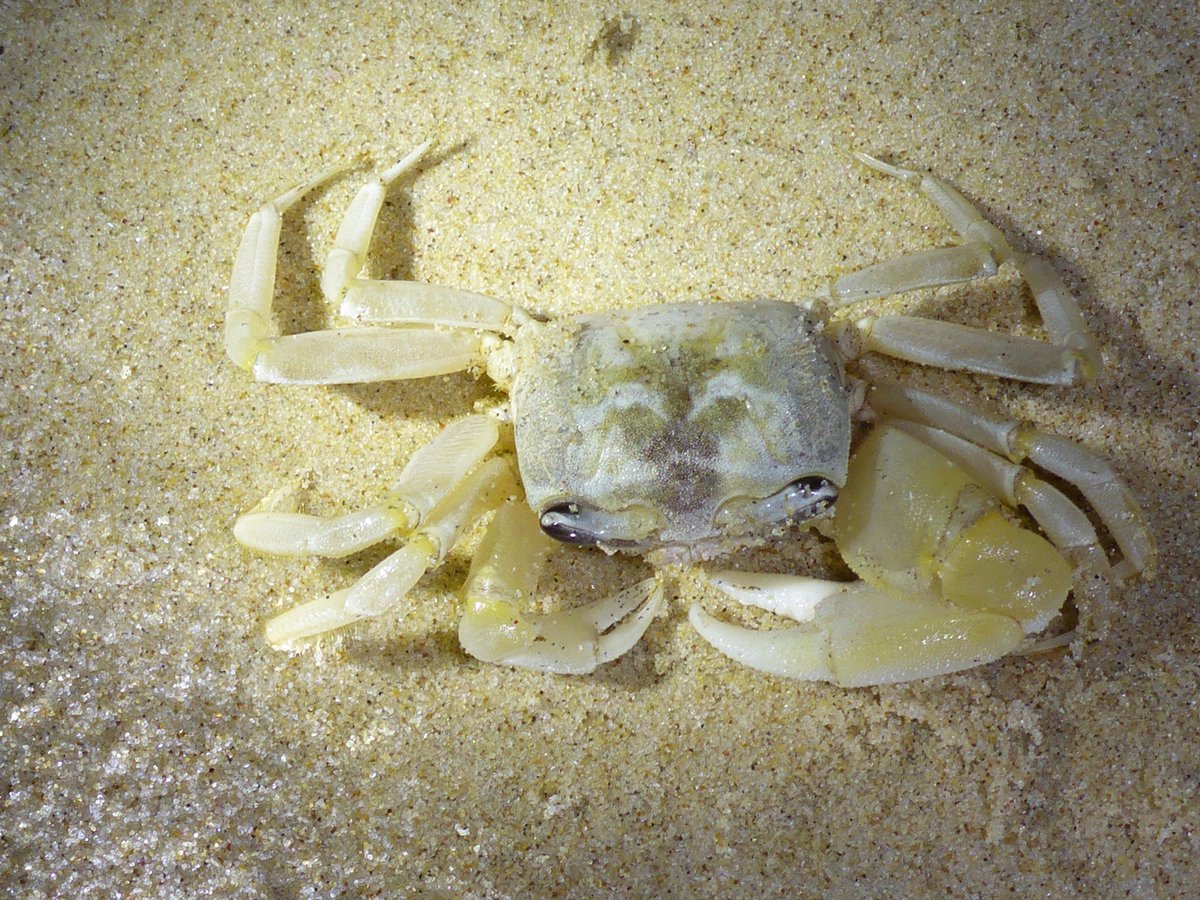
[{"x1": 2, "y1": 2, "x2": 1197, "y2": 895}]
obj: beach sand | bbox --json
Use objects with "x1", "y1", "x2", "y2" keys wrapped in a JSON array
[{"x1": 2, "y1": 1, "x2": 1197, "y2": 894}]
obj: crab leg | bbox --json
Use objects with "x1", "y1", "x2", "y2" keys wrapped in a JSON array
[
  {"x1": 318, "y1": 142, "x2": 433, "y2": 304},
  {"x1": 342, "y1": 279, "x2": 518, "y2": 330},
  {"x1": 250, "y1": 328, "x2": 484, "y2": 385},
  {"x1": 825, "y1": 150, "x2": 1101, "y2": 385},
  {"x1": 828, "y1": 242, "x2": 998, "y2": 304},
  {"x1": 885, "y1": 419, "x2": 1109, "y2": 589},
  {"x1": 250, "y1": 416, "x2": 513, "y2": 646},
  {"x1": 234, "y1": 415, "x2": 500, "y2": 557},
  {"x1": 318, "y1": 145, "x2": 522, "y2": 331},
  {"x1": 851, "y1": 318, "x2": 1087, "y2": 385},
  {"x1": 457, "y1": 501, "x2": 664, "y2": 674},
  {"x1": 225, "y1": 160, "x2": 352, "y2": 368},
  {"x1": 264, "y1": 455, "x2": 513, "y2": 645},
  {"x1": 226, "y1": 142, "x2": 505, "y2": 385},
  {"x1": 866, "y1": 381, "x2": 1155, "y2": 578}
]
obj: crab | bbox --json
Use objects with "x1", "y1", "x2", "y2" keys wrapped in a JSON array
[{"x1": 224, "y1": 141, "x2": 1154, "y2": 685}]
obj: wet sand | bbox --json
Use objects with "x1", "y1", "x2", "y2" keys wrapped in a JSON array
[{"x1": 2, "y1": 2, "x2": 1197, "y2": 895}]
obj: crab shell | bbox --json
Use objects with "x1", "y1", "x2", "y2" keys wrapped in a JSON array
[{"x1": 510, "y1": 300, "x2": 850, "y2": 559}]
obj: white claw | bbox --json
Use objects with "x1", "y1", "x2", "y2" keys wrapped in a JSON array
[
  {"x1": 698, "y1": 572, "x2": 854, "y2": 679},
  {"x1": 460, "y1": 577, "x2": 664, "y2": 675},
  {"x1": 710, "y1": 571, "x2": 850, "y2": 622},
  {"x1": 693, "y1": 574, "x2": 1024, "y2": 687},
  {"x1": 592, "y1": 579, "x2": 667, "y2": 665},
  {"x1": 688, "y1": 603, "x2": 834, "y2": 681}
]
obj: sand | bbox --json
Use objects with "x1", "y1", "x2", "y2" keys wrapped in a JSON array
[{"x1": 2, "y1": 1, "x2": 1197, "y2": 895}]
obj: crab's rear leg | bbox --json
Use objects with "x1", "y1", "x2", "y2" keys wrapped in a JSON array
[
  {"x1": 458, "y1": 501, "x2": 664, "y2": 674},
  {"x1": 318, "y1": 144, "x2": 524, "y2": 332},
  {"x1": 821, "y1": 150, "x2": 1101, "y2": 386},
  {"x1": 225, "y1": 142, "x2": 519, "y2": 385}
]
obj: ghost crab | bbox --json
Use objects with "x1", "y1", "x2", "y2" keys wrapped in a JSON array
[{"x1": 225, "y1": 141, "x2": 1154, "y2": 685}]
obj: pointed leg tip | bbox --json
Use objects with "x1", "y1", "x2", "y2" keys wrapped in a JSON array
[
  {"x1": 708, "y1": 571, "x2": 848, "y2": 622},
  {"x1": 379, "y1": 139, "x2": 436, "y2": 182},
  {"x1": 264, "y1": 590, "x2": 363, "y2": 647},
  {"x1": 687, "y1": 601, "x2": 713, "y2": 630},
  {"x1": 688, "y1": 603, "x2": 834, "y2": 682},
  {"x1": 594, "y1": 579, "x2": 665, "y2": 665}
]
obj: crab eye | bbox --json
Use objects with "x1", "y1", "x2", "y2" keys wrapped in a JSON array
[
  {"x1": 539, "y1": 502, "x2": 663, "y2": 549},
  {"x1": 714, "y1": 476, "x2": 839, "y2": 532},
  {"x1": 539, "y1": 503, "x2": 600, "y2": 545},
  {"x1": 774, "y1": 476, "x2": 839, "y2": 520}
]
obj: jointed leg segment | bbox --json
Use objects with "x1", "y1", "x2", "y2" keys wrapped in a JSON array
[
  {"x1": 225, "y1": 142, "x2": 523, "y2": 386},
  {"x1": 234, "y1": 420, "x2": 501, "y2": 643},
  {"x1": 224, "y1": 160, "x2": 353, "y2": 369},
  {"x1": 864, "y1": 380, "x2": 1154, "y2": 580},
  {"x1": 823, "y1": 151, "x2": 1102, "y2": 385},
  {"x1": 249, "y1": 416, "x2": 511, "y2": 645},
  {"x1": 235, "y1": 415, "x2": 501, "y2": 558}
]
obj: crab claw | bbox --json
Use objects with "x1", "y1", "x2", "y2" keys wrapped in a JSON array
[
  {"x1": 456, "y1": 499, "x2": 663, "y2": 674},
  {"x1": 690, "y1": 571, "x2": 1023, "y2": 687},
  {"x1": 460, "y1": 577, "x2": 664, "y2": 675}
]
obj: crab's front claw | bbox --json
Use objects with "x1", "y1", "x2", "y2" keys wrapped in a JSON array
[
  {"x1": 460, "y1": 577, "x2": 664, "y2": 675},
  {"x1": 691, "y1": 572, "x2": 1023, "y2": 687},
  {"x1": 456, "y1": 499, "x2": 663, "y2": 673}
]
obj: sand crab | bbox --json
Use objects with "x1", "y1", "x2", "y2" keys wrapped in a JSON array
[{"x1": 224, "y1": 142, "x2": 1153, "y2": 685}]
